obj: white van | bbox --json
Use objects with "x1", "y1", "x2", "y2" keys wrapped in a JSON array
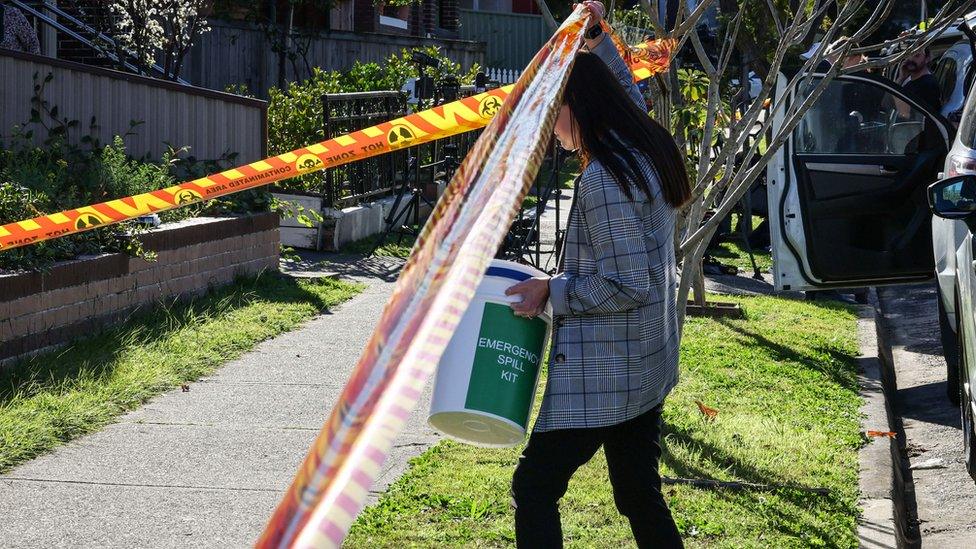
[{"x1": 765, "y1": 19, "x2": 976, "y2": 480}]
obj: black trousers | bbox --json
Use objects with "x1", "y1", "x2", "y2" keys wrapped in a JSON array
[{"x1": 511, "y1": 405, "x2": 683, "y2": 548}]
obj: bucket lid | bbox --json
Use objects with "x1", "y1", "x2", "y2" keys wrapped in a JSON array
[
  {"x1": 485, "y1": 258, "x2": 548, "y2": 283},
  {"x1": 481, "y1": 259, "x2": 552, "y2": 323}
]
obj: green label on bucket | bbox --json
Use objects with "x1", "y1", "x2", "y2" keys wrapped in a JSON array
[{"x1": 464, "y1": 302, "x2": 547, "y2": 428}]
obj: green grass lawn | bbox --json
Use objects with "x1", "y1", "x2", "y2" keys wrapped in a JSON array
[
  {"x1": 0, "y1": 272, "x2": 363, "y2": 473},
  {"x1": 346, "y1": 294, "x2": 861, "y2": 548},
  {"x1": 709, "y1": 214, "x2": 772, "y2": 274},
  {"x1": 342, "y1": 230, "x2": 418, "y2": 258}
]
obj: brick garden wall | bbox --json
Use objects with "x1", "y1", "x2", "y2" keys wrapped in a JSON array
[{"x1": 0, "y1": 213, "x2": 279, "y2": 365}]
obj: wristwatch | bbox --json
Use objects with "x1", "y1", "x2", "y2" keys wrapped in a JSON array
[{"x1": 585, "y1": 24, "x2": 603, "y2": 40}]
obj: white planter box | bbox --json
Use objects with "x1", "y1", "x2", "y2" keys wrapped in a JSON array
[
  {"x1": 273, "y1": 186, "x2": 445, "y2": 252},
  {"x1": 274, "y1": 192, "x2": 326, "y2": 250}
]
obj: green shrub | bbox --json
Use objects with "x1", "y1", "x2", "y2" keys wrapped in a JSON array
[
  {"x1": 265, "y1": 46, "x2": 480, "y2": 193},
  {"x1": 0, "y1": 73, "x2": 263, "y2": 273}
]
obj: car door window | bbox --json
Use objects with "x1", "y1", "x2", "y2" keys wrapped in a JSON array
[
  {"x1": 935, "y1": 56, "x2": 958, "y2": 107},
  {"x1": 795, "y1": 78, "x2": 927, "y2": 155},
  {"x1": 958, "y1": 78, "x2": 976, "y2": 148}
]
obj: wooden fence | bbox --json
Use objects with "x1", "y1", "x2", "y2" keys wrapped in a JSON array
[
  {"x1": 484, "y1": 67, "x2": 522, "y2": 84},
  {"x1": 0, "y1": 48, "x2": 267, "y2": 163},
  {"x1": 182, "y1": 21, "x2": 486, "y2": 98}
]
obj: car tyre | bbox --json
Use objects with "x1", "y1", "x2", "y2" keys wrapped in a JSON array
[{"x1": 942, "y1": 290, "x2": 961, "y2": 406}]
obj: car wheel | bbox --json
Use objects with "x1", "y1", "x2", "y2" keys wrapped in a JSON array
[
  {"x1": 943, "y1": 291, "x2": 961, "y2": 406},
  {"x1": 961, "y1": 367, "x2": 976, "y2": 482}
]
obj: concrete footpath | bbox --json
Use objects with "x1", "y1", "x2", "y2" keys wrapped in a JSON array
[
  {"x1": 0, "y1": 187, "x2": 573, "y2": 548},
  {"x1": 0, "y1": 254, "x2": 440, "y2": 548}
]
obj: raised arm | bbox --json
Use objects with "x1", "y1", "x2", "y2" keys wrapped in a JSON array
[{"x1": 579, "y1": 1, "x2": 644, "y2": 110}]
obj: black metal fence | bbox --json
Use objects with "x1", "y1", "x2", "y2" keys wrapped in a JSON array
[
  {"x1": 321, "y1": 88, "x2": 487, "y2": 210},
  {"x1": 496, "y1": 142, "x2": 567, "y2": 274},
  {"x1": 320, "y1": 88, "x2": 569, "y2": 273},
  {"x1": 321, "y1": 91, "x2": 410, "y2": 208}
]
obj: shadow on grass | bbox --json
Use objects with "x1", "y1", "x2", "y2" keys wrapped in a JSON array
[
  {"x1": 284, "y1": 251, "x2": 406, "y2": 283},
  {"x1": 662, "y1": 420, "x2": 856, "y2": 543},
  {"x1": 715, "y1": 317, "x2": 859, "y2": 391},
  {"x1": 0, "y1": 271, "x2": 338, "y2": 404}
]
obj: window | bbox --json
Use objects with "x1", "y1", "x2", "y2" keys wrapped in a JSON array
[
  {"x1": 795, "y1": 78, "x2": 927, "y2": 155},
  {"x1": 958, "y1": 78, "x2": 976, "y2": 149},
  {"x1": 934, "y1": 57, "x2": 958, "y2": 107}
]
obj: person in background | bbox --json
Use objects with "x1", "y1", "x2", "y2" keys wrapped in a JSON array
[
  {"x1": 897, "y1": 47, "x2": 941, "y2": 114},
  {"x1": 504, "y1": 2, "x2": 689, "y2": 547},
  {"x1": 0, "y1": 2, "x2": 40, "y2": 54}
]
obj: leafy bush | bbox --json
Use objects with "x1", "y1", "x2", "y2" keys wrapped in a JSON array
[
  {"x1": 0, "y1": 73, "x2": 263, "y2": 273},
  {"x1": 611, "y1": 5, "x2": 657, "y2": 30},
  {"x1": 0, "y1": 133, "x2": 161, "y2": 271},
  {"x1": 264, "y1": 46, "x2": 480, "y2": 193},
  {"x1": 671, "y1": 68, "x2": 734, "y2": 177}
]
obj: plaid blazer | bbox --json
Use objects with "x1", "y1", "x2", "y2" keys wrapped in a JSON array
[{"x1": 533, "y1": 37, "x2": 680, "y2": 432}]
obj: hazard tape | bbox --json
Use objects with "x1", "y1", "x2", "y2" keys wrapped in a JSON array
[
  {"x1": 257, "y1": 8, "x2": 590, "y2": 547},
  {"x1": 0, "y1": 37, "x2": 672, "y2": 253}
]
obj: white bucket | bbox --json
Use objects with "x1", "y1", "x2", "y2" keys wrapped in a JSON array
[{"x1": 428, "y1": 259, "x2": 552, "y2": 447}]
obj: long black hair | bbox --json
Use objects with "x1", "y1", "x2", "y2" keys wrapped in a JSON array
[{"x1": 563, "y1": 52, "x2": 690, "y2": 208}]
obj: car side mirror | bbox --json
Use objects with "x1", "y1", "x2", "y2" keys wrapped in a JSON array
[{"x1": 928, "y1": 175, "x2": 976, "y2": 221}]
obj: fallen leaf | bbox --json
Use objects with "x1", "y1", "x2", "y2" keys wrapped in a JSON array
[
  {"x1": 181, "y1": 384, "x2": 190, "y2": 392},
  {"x1": 695, "y1": 400, "x2": 718, "y2": 420},
  {"x1": 866, "y1": 430, "x2": 895, "y2": 438}
]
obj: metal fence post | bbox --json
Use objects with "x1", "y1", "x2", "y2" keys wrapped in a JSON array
[{"x1": 322, "y1": 94, "x2": 335, "y2": 208}]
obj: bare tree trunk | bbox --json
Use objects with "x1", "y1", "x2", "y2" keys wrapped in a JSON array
[
  {"x1": 614, "y1": 0, "x2": 964, "y2": 324},
  {"x1": 534, "y1": 0, "x2": 558, "y2": 32},
  {"x1": 277, "y1": 2, "x2": 293, "y2": 89},
  {"x1": 665, "y1": 0, "x2": 964, "y2": 322},
  {"x1": 693, "y1": 262, "x2": 706, "y2": 306}
]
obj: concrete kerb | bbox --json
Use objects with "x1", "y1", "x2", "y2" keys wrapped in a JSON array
[
  {"x1": 865, "y1": 287, "x2": 920, "y2": 549},
  {"x1": 857, "y1": 293, "x2": 899, "y2": 549}
]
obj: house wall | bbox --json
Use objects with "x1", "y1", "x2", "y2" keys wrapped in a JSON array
[{"x1": 458, "y1": 9, "x2": 546, "y2": 70}]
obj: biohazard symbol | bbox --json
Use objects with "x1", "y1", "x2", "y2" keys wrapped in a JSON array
[
  {"x1": 387, "y1": 125, "x2": 416, "y2": 147},
  {"x1": 479, "y1": 96, "x2": 503, "y2": 119},
  {"x1": 175, "y1": 189, "x2": 202, "y2": 205},
  {"x1": 74, "y1": 212, "x2": 105, "y2": 230},
  {"x1": 295, "y1": 153, "x2": 324, "y2": 173}
]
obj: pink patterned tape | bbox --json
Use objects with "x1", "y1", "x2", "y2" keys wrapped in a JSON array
[{"x1": 257, "y1": 7, "x2": 589, "y2": 549}]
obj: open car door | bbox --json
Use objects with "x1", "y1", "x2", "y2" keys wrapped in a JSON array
[{"x1": 768, "y1": 72, "x2": 953, "y2": 292}]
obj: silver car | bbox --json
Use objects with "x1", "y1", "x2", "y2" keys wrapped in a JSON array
[
  {"x1": 932, "y1": 79, "x2": 976, "y2": 408},
  {"x1": 930, "y1": 83, "x2": 976, "y2": 481}
]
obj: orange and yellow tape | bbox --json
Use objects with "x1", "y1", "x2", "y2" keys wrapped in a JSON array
[{"x1": 0, "y1": 38, "x2": 672, "y2": 253}]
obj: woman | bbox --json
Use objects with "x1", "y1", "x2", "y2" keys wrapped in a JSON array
[{"x1": 505, "y1": 2, "x2": 690, "y2": 547}]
